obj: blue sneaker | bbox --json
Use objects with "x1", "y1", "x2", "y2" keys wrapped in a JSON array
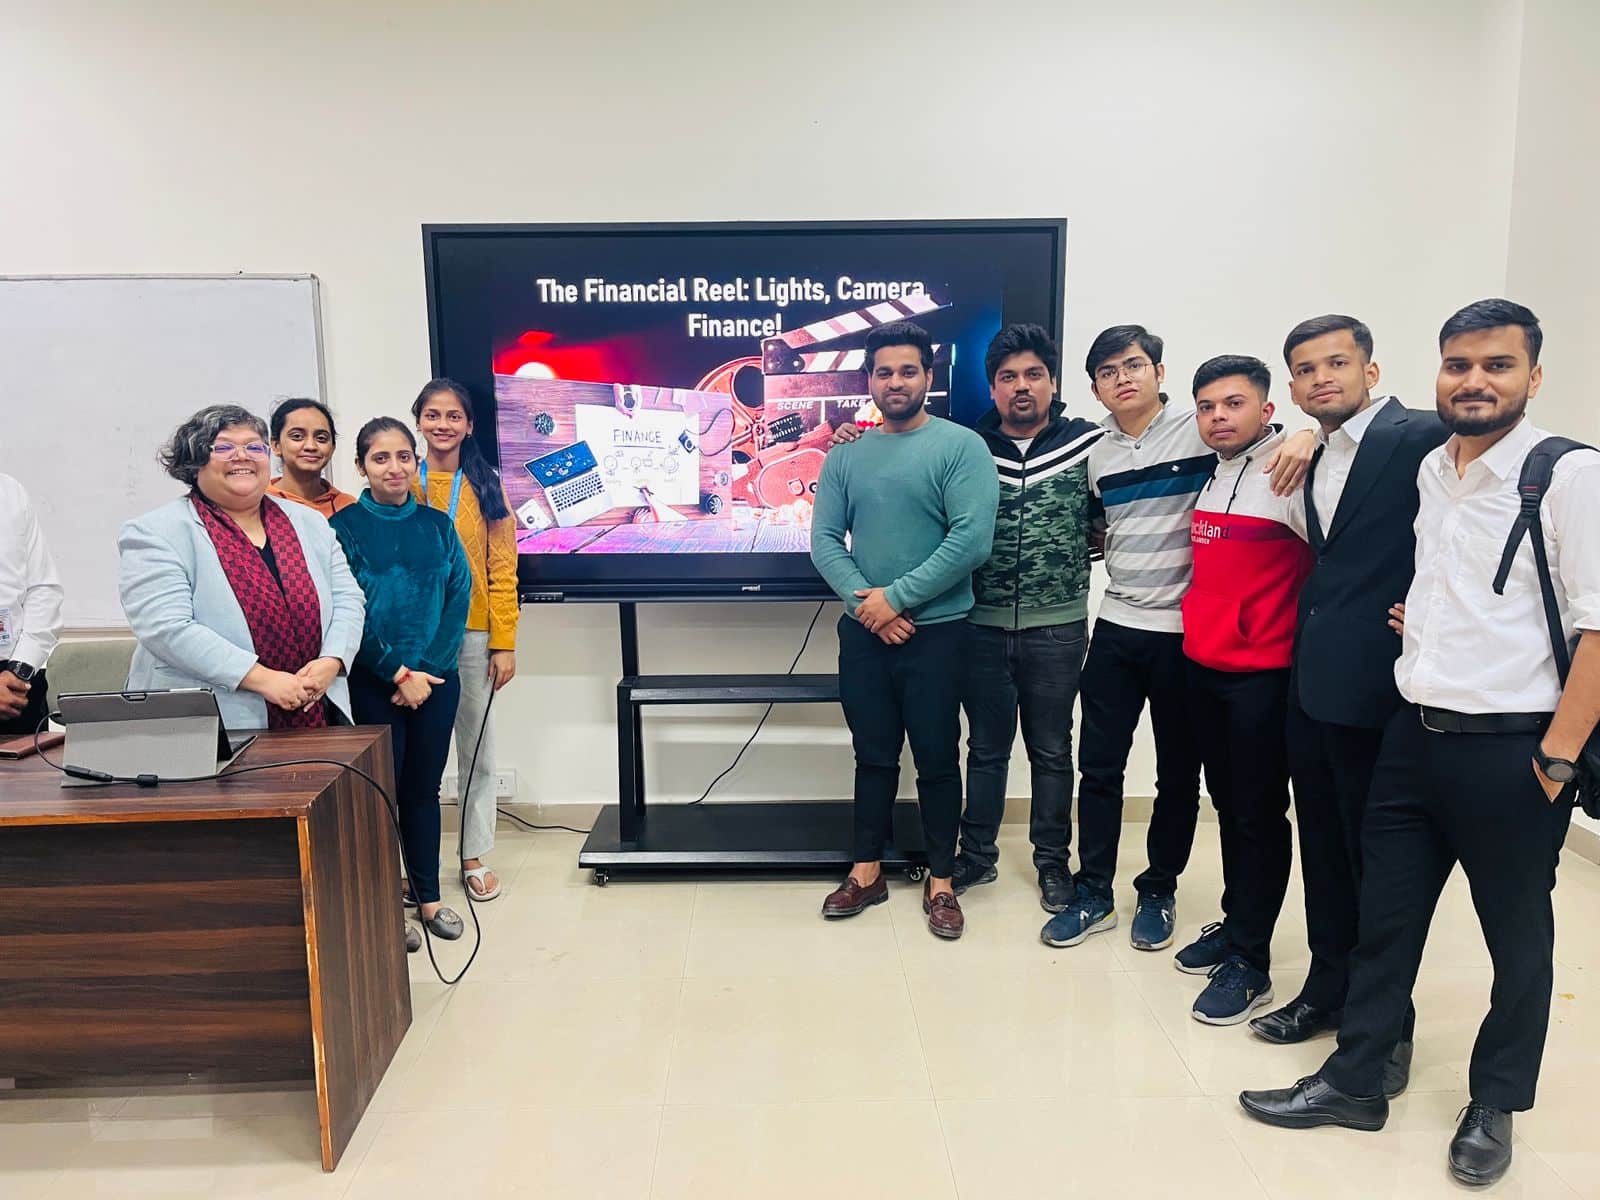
[
  {"x1": 1130, "y1": 892, "x2": 1176, "y2": 950},
  {"x1": 1192, "y1": 955, "x2": 1275, "y2": 1025},
  {"x1": 1040, "y1": 890, "x2": 1117, "y2": 948},
  {"x1": 1174, "y1": 921, "x2": 1229, "y2": 974}
]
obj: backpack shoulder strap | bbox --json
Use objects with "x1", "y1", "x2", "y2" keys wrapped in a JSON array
[
  {"x1": 1492, "y1": 436, "x2": 1589, "y2": 595},
  {"x1": 1494, "y1": 436, "x2": 1592, "y2": 680}
]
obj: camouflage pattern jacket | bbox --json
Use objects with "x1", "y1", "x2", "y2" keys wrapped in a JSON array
[{"x1": 969, "y1": 402, "x2": 1105, "y2": 630}]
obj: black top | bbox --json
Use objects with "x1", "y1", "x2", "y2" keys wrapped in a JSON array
[
  {"x1": 257, "y1": 537, "x2": 284, "y2": 591},
  {"x1": 1292, "y1": 400, "x2": 1449, "y2": 728}
]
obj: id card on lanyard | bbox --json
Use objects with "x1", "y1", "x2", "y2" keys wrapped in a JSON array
[{"x1": 419, "y1": 462, "x2": 464, "y2": 522}]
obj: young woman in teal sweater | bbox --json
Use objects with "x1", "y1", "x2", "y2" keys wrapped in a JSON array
[{"x1": 331, "y1": 418, "x2": 472, "y2": 949}]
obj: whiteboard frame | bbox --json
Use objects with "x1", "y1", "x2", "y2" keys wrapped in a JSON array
[
  {"x1": 0, "y1": 274, "x2": 326, "y2": 409},
  {"x1": 0, "y1": 272, "x2": 327, "y2": 632}
]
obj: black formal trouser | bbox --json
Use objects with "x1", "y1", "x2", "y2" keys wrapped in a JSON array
[
  {"x1": 838, "y1": 615, "x2": 970, "y2": 879},
  {"x1": 959, "y1": 620, "x2": 1088, "y2": 873},
  {"x1": 0, "y1": 670, "x2": 50, "y2": 736},
  {"x1": 1076, "y1": 620, "x2": 1203, "y2": 898},
  {"x1": 1321, "y1": 708, "x2": 1573, "y2": 1110},
  {"x1": 349, "y1": 668, "x2": 462, "y2": 906},
  {"x1": 1287, "y1": 699, "x2": 1415, "y2": 1041},
  {"x1": 1188, "y1": 662, "x2": 1293, "y2": 974}
]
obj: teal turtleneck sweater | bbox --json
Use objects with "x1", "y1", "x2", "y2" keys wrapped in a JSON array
[{"x1": 331, "y1": 491, "x2": 472, "y2": 680}]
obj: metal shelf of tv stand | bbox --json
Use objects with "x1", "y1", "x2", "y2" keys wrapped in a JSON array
[{"x1": 578, "y1": 672, "x2": 928, "y2": 878}]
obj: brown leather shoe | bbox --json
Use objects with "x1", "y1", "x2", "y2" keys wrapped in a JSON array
[
  {"x1": 923, "y1": 880, "x2": 965, "y2": 939},
  {"x1": 822, "y1": 872, "x2": 889, "y2": 918}
]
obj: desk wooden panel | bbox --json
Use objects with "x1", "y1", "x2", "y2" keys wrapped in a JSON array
[{"x1": 0, "y1": 727, "x2": 409, "y2": 1171}]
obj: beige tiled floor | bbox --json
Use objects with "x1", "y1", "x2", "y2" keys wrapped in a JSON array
[{"x1": 3, "y1": 820, "x2": 1598, "y2": 1198}]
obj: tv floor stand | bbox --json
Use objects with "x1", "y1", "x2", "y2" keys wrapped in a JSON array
[{"x1": 577, "y1": 602, "x2": 929, "y2": 883}]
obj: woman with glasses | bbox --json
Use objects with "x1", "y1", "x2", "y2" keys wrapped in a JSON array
[{"x1": 118, "y1": 404, "x2": 365, "y2": 730}]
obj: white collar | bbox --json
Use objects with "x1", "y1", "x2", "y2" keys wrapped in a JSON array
[
  {"x1": 1319, "y1": 394, "x2": 1392, "y2": 447},
  {"x1": 1440, "y1": 416, "x2": 1539, "y2": 481}
]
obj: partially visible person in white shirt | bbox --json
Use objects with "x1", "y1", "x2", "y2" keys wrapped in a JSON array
[
  {"x1": 1239, "y1": 298, "x2": 1600, "y2": 1188},
  {"x1": 0, "y1": 473, "x2": 65, "y2": 734}
]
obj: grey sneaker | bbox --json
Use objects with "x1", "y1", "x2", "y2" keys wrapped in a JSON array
[{"x1": 421, "y1": 906, "x2": 465, "y2": 940}]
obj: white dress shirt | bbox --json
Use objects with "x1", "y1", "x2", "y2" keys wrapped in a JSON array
[
  {"x1": 1396, "y1": 418, "x2": 1600, "y2": 713},
  {"x1": 1312, "y1": 395, "x2": 1393, "y2": 526},
  {"x1": 0, "y1": 472, "x2": 65, "y2": 671}
]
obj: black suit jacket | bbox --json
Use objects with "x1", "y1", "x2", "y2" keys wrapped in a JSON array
[{"x1": 1292, "y1": 399, "x2": 1448, "y2": 728}]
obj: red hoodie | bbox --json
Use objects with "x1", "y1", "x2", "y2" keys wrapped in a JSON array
[{"x1": 1183, "y1": 429, "x2": 1313, "y2": 672}]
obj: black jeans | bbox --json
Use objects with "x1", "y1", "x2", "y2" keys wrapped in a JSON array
[
  {"x1": 1287, "y1": 698, "x2": 1415, "y2": 1040},
  {"x1": 838, "y1": 615, "x2": 970, "y2": 878},
  {"x1": 350, "y1": 667, "x2": 462, "y2": 906},
  {"x1": 1075, "y1": 620, "x2": 1202, "y2": 898},
  {"x1": 1188, "y1": 662, "x2": 1293, "y2": 974},
  {"x1": 1321, "y1": 708, "x2": 1574, "y2": 1111},
  {"x1": 959, "y1": 620, "x2": 1087, "y2": 873},
  {"x1": 0, "y1": 670, "x2": 49, "y2": 736}
]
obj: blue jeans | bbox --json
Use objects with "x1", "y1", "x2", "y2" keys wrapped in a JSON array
[
  {"x1": 959, "y1": 621, "x2": 1087, "y2": 873},
  {"x1": 350, "y1": 668, "x2": 461, "y2": 905}
]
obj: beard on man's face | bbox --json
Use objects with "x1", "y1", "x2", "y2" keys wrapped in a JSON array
[{"x1": 1439, "y1": 390, "x2": 1528, "y2": 436}]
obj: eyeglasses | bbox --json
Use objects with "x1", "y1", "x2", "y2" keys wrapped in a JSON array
[
  {"x1": 209, "y1": 441, "x2": 271, "y2": 458},
  {"x1": 1094, "y1": 357, "x2": 1154, "y2": 385}
]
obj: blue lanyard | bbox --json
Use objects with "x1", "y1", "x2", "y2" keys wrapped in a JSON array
[{"x1": 419, "y1": 462, "x2": 464, "y2": 521}]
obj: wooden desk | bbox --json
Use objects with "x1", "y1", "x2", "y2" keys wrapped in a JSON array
[{"x1": 0, "y1": 727, "x2": 409, "y2": 1172}]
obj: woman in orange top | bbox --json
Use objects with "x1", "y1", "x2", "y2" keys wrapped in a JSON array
[
  {"x1": 412, "y1": 379, "x2": 520, "y2": 901},
  {"x1": 268, "y1": 398, "x2": 357, "y2": 519}
]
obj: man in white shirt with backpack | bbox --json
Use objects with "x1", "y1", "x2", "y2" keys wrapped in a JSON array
[{"x1": 1239, "y1": 299, "x2": 1600, "y2": 1188}]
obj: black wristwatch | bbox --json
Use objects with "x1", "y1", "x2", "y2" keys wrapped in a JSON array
[
  {"x1": 2, "y1": 660, "x2": 38, "y2": 684},
  {"x1": 1534, "y1": 744, "x2": 1579, "y2": 784}
]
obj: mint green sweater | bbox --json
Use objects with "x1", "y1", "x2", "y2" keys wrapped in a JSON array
[{"x1": 810, "y1": 417, "x2": 999, "y2": 624}]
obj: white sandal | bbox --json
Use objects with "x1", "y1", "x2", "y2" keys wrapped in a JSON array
[{"x1": 462, "y1": 865, "x2": 501, "y2": 902}]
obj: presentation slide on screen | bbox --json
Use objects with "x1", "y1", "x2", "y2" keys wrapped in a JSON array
[{"x1": 426, "y1": 226, "x2": 1060, "y2": 562}]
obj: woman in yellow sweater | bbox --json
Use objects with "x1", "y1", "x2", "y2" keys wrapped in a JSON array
[{"x1": 412, "y1": 379, "x2": 520, "y2": 901}]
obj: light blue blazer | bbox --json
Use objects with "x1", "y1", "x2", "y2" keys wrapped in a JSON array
[{"x1": 118, "y1": 495, "x2": 365, "y2": 731}]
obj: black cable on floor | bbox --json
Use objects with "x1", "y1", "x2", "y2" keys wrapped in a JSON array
[{"x1": 686, "y1": 600, "x2": 827, "y2": 806}]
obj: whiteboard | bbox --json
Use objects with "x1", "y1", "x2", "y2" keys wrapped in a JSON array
[{"x1": 0, "y1": 275, "x2": 325, "y2": 628}]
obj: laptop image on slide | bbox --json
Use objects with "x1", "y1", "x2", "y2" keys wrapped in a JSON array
[
  {"x1": 524, "y1": 440, "x2": 614, "y2": 528},
  {"x1": 55, "y1": 688, "x2": 256, "y2": 788}
]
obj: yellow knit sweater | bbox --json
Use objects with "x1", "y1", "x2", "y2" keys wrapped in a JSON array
[{"x1": 414, "y1": 473, "x2": 520, "y2": 650}]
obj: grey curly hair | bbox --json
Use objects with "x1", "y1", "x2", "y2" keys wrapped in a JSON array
[{"x1": 159, "y1": 405, "x2": 269, "y2": 487}]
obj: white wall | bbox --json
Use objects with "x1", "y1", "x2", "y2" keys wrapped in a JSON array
[
  {"x1": 1, "y1": 0, "x2": 1537, "y2": 807},
  {"x1": 1506, "y1": 0, "x2": 1600, "y2": 834}
]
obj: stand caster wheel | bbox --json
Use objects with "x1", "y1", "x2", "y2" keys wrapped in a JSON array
[
  {"x1": 592, "y1": 869, "x2": 610, "y2": 887},
  {"x1": 905, "y1": 866, "x2": 927, "y2": 883}
]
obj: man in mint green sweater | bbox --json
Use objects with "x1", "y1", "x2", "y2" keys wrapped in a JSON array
[{"x1": 811, "y1": 321, "x2": 999, "y2": 939}]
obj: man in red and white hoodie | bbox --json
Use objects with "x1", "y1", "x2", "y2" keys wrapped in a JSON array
[{"x1": 1180, "y1": 354, "x2": 1314, "y2": 1026}]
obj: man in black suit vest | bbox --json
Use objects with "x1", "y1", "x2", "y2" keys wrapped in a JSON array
[{"x1": 1247, "y1": 316, "x2": 1447, "y2": 1074}]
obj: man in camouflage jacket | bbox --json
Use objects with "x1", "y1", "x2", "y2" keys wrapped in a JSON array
[{"x1": 956, "y1": 324, "x2": 1104, "y2": 912}]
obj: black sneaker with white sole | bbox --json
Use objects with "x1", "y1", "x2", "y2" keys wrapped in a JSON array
[
  {"x1": 1193, "y1": 956, "x2": 1275, "y2": 1025},
  {"x1": 1174, "y1": 921, "x2": 1229, "y2": 974}
]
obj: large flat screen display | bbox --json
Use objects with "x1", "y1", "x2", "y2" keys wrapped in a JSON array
[{"x1": 422, "y1": 219, "x2": 1067, "y2": 600}]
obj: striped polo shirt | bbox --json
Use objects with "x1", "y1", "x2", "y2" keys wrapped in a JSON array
[{"x1": 1088, "y1": 397, "x2": 1215, "y2": 633}]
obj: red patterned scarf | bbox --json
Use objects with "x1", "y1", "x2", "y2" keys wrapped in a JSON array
[{"x1": 192, "y1": 494, "x2": 328, "y2": 730}]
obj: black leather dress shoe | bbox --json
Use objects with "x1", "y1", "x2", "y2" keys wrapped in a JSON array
[
  {"x1": 1248, "y1": 1000, "x2": 1342, "y2": 1044},
  {"x1": 1382, "y1": 1039, "x2": 1413, "y2": 1099},
  {"x1": 1449, "y1": 1103, "x2": 1512, "y2": 1186},
  {"x1": 1238, "y1": 1074, "x2": 1388, "y2": 1131}
]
